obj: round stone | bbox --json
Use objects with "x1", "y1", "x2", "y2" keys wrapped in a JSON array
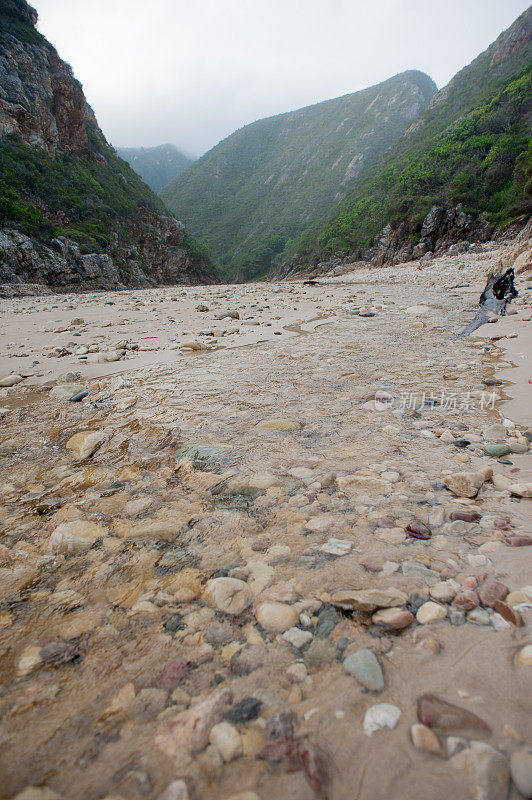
[
  {"x1": 202, "y1": 578, "x2": 252, "y2": 616},
  {"x1": 372, "y1": 608, "x2": 413, "y2": 630},
  {"x1": 255, "y1": 602, "x2": 299, "y2": 632},
  {"x1": 510, "y1": 750, "x2": 532, "y2": 798},
  {"x1": 416, "y1": 602, "x2": 447, "y2": 624}
]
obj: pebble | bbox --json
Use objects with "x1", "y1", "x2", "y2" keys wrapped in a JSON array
[
  {"x1": 429, "y1": 580, "x2": 459, "y2": 603},
  {"x1": 282, "y1": 627, "x2": 313, "y2": 649},
  {"x1": 477, "y1": 580, "x2": 508, "y2": 608},
  {"x1": 0, "y1": 373, "x2": 23, "y2": 387},
  {"x1": 319, "y1": 537, "x2": 352, "y2": 556},
  {"x1": 202, "y1": 578, "x2": 253, "y2": 615},
  {"x1": 209, "y1": 721, "x2": 243, "y2": 762},
  {"x1": 516, "y1": 645, "x2": 532, "y2": 666},
  {"x1": 492, "y1": 600, "x2": 524, "y2": 627},
  {"x1": 49, "y1": 520, "x2": 106, "y2": 555},
  {"x1": 452, "y1": 742, "x2": 509, "y2": 800},
  {"x1": 363, "y1": 703, "x2": 401, "y2": 736},
  {"x1": 444, "y1": 471, "x2": 485, "y2": 498},
  {"x1": 467, "y1": 608, "x2": 491, "y2": 625},
  {"x1": 417, "y1": 694, "x2": 491, "y2": 737},
  {"x1": 416, "y1": 602, "x2": 447, "y2": 624},
  {"x1": 156, "y1": 781, "x2": 190, "y2": 800},
  {"x1": 343, "y1": 649, "x2": 384, "y2": 691},
  {"x1": 409, "y1": 723, "x2": 444, "y2": 756},
  {"x1": 510, "y1": 750, "x2": 532, "y2": 798},
  {"x1": 372, "y1": 607, "x2": 414, "y2": 630},
  {"x1": 65, "y1": 430, "x2": 105, "y2": 460},
  {"x1": 332, "y1": 587, "x2": 408, "y2": 612},
  {"x1": 405, "y1": 520, "x2": 432, "y2": 539},
  {"x1": 484, "y1": 443, "x2": 511, "y2": 457},
  {"x1": 155, "y1": 686, "x2": 233, "y2": 757},
  {"x1": 256, "y1": 418, "x2": 302, "y2": 431},
  {"x1": 482, "y1": 424, "x2": 508, "y2": 441},
  {"x1": 509, "y1": 483, "x2": 532, "y2": 498},
  {"x1": 255, "y1": 602, "x2": 299, "y2": 632}
]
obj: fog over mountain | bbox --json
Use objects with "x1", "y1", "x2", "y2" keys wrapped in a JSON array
[{"x1": 30, "y1": 0, "x2": 530, "y2": 156}]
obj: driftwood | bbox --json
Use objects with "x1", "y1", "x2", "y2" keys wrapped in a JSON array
[{"x1": 455, "y1": 267, "x2": 518, "y2": 338}]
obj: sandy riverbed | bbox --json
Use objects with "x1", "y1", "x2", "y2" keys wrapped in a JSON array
[{"x1": 0, "y1": 245, "x2": 531, "y2": 800}]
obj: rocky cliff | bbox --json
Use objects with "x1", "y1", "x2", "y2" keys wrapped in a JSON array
[{"x1": 0, "y1": 0, "x2": 216, "y2": 290}]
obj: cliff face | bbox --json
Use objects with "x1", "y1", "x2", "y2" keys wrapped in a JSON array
[{"x1": 0, "y1": 0, "x2": 216, "y2": 290}]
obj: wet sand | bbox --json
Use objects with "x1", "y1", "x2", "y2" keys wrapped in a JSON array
[{"x1": 0, "y1": 245, "x2": 531, "y2": 800}]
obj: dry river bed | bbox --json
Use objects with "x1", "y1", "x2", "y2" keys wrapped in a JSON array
[{"x1": 0, "y1": 246, "x2": 531, "y2": 800}]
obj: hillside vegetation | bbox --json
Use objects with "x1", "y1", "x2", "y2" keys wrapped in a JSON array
[
  {"x1": 293, "y1": 7, "x2": 532, "y2": 267},
  {"x1": 161, "y1": 71, "x2": 436, "y2": 280},
  {"x1": 116, "y1": 144, "x2": 192, "y2": 193}
]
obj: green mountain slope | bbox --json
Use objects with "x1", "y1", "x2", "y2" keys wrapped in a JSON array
[
  {"x1": 116, "y1": 144, "x2": 193, "y2": 193},
  {"x1": 161, "y1": 71, "x2": 437, "y2": 280},
  {"x1": 293, "y1": 6, "x2": 532, "y2": 269},
  {"x1": 0, "y1": 0, "x2": 215, "y2": 287}
]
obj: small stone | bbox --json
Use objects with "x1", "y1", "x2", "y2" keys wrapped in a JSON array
[
  {"x1": 49, "y1": 520, "x2": 106, "y2": 555},
  {"x1": 203, "y1": 578, "x2": 253, "y2": 615},
  {"x1": 157, "y1": 657, "x2": 188, "y2": 691},
  {"x1": 343, "y1": 649, "x2": 384, "y2": 691},
  {"x1": 506, "y1": 535, "x2": 532, "y2": 547},
  {"x1": 452, "y1": 742, "x2": 509, "y2": 800},
  {"x1": 287, "y1": 663, "x2": 307, "y2": 683},
  {"x1": 405, "y1": 520, "x2": 431, "y2": 539},
  {"x1": 155, "y1": 686, "x2": 233, "y2": 756},
  {"x1": 17, "y1": 645, "x2": 42, "y2": 676},
  {"x1": 363, "y1": 703, "x2": 401, "y2": 736},
  {"x1": 319, "y1": 537, "x2": 352, "y2": 556},
  {"x1": 332, "y1": 587, "x2": 408, "y2": 612},
  {"x1": 484, "y1": 443, "x2": 511, "y2": 457},
  {"x1": 493, "y1": 600, "x2": 524, "y2": 627},
  {"x1": 156, "y1": 781, "x2": 189, "y2": 800},
  {"x1": 401, "y1": 560, "x2": 440, "y2": 580},
  {"x1": 517, "y1": 645, "x2": 532, "y2": 665},
  {"x1": 444, "y1": 471, "x2": 485, "y2": 498},
  {"x1": 449, "y1": 510, "x2": 481, "y2": 522},
  {"x1": 452, "y1": 591, "x2": 479, "y2": 612},
  {"x1": 478, "y1": 580, "x2": 508, "y2": 608},
  {"x1": 256, "y1": 602, "x2": 299, "y2": 632},
  {"x1": 0, "y1": 373, "x2": 23, "y2": 387},
  {"x1": 430, "y1": 581, "x2": 458, "y2": 603},
  {"x1": 467, "y1": 608, "x2": 491, "y2": 626},
  {"x1": 372, "y1": 608, "x2": 414, "y2": 630},
  {"x1": 224, "y1": 697, "x2": 262, "y2": 724},
  {"x1": 12, "y1": 789, "x2": 61, "y2": 800},
  {"x1": 417, "y1": 694, "x2": 491, "y2": 737},
  {"x1": 282, "y1": 627, "x2": 313, "y2": 649},
  {"x1": 482, "y1": 424, "x2": 508, "y2": 441},
  {"x1": 65, "y1": 430, "x2": 105, "y2": 460},
  {"x1": 256, "y1": 419, "x2": 302, "y2": 431},
  {"x1": 416, "y1": 602, "x2": 447, "y2": 624},
  {"x1": 409, "y1": 723, "x2": 444, "y2": 756},
  {"x1": 505, "y1": 590, "x2": 529, "y2": 606},
  {"x1": 230, "y1": 644, "x2": 267, "y2": 676},
  {"x1": 510, "y1": 750, "x2": 532, "y2": 798},
  {"x1": 508, "y1": 483, "x2": 532, "y2": 498},
  {"x1": 209, "y1": 721, "x2": 242, "y2": 763}
]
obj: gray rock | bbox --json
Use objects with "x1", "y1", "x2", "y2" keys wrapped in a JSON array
[{"x1": 343, "y1": 649, "x2": 384, "y2": 691}]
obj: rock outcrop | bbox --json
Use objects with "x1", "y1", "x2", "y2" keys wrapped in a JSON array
[{"x1": 0, "y1": 0, "x2": 216, "y2": 290}]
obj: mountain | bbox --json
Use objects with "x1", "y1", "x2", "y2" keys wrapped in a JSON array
[
  {"x1": 292, "y1": 7, "x2": 532, "y2": 272},
  {"x1": 0, "y1": 0, "x2": 216, "y2": 290},
  {"x1": 116, "y1": 144, "x2": 193, "y2": 193},
  {"x1": 161, "y1": 71, "x2": 437, "y2": 280}
]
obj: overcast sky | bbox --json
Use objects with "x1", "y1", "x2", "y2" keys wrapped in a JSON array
[{"x1": 31, "y1": 0, "x2": 530, "y2": 158}]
